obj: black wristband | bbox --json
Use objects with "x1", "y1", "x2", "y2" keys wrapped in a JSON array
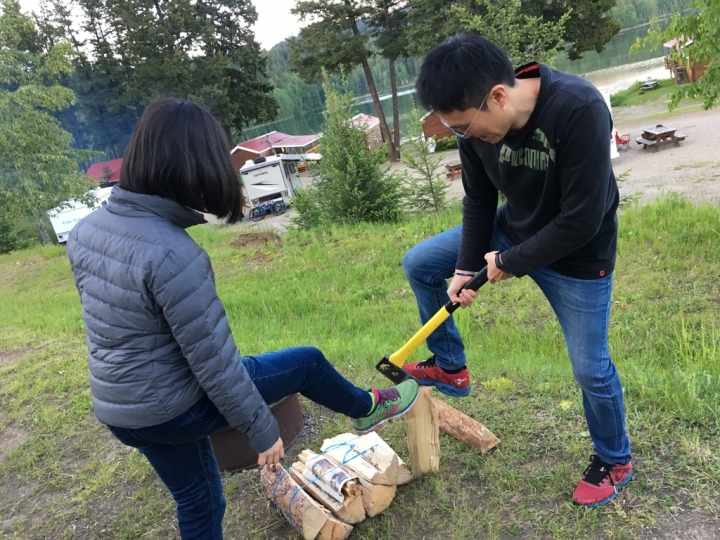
[{"x1": 495, "y1": 251, "x2": 510, "y2": 272}]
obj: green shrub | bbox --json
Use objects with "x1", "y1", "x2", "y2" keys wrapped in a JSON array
[
  {"x1": 434, "y1": 136, "x2": 458, "y2": 152},
  {"x1": 292, "y1": 73, "x2": 403, "y2": 229},
  {"x1": 0, "y1": 218, "x2": 28, "y2": 254}
]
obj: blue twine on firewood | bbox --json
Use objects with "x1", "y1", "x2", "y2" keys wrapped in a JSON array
[{"x1": 270, "y1": 436, "x2": 379, "y2": 532}]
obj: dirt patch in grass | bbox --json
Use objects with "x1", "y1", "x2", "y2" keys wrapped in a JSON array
[
  {"x1": 640, "y1": 509, "x2": 720, "y2": 539},
  {"x1": 0, "y1": 350, "x2": 24, "y2": 366},
  {"x1": 231, "y1": 232, "x2": 283, "y2": 249},
  {"x1": 243, "y1": 250, "x2": 273, "y2": 268},
  {"x1": 0, "y1": 425, "x2": 27, "y2": 463}
]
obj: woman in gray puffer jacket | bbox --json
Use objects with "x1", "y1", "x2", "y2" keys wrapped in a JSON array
[{"x1": 67, "y1": 99, "x2": 418, "y2": 540}]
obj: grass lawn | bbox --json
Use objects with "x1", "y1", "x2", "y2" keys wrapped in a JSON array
[
  {"x1": 610, "y1": 78, "x2": 678, "y2": 108},
  {"x1": 1, "y1": 194, "x2": 720, "y2": 539}
]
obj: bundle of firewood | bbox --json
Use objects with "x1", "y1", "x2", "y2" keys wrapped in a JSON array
[
  {"x1": 260, "y1": 432, "x2": 411, "y2": 540},
  {"x1": 261, "y1": 388, "x2": 501, "y2": 539}
]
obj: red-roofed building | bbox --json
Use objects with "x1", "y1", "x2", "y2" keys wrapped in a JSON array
[
  {"x1": 231, "y1": 131, "x2": 291, "y2": 170},
  {"x1": 272, "y1": 134, "x2": 321, "y2": 154},
  {"x1": 350, "y1": 113, "x2": 384, "y2": 151},
  {"x1": 231, "y1": 131, "x2": 323, "y2": 170},
  {"x1": 86, "y1": 158, "x2": 123, "y2": 185}
]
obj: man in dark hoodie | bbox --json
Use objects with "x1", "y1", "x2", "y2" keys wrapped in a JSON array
[{"x1": 401, "y1": 34, "x2": 632, "y2": 508}]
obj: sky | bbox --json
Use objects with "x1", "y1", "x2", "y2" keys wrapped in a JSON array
[{"x1": 18, "y1": 0, "x2": 303, "y2": 50}]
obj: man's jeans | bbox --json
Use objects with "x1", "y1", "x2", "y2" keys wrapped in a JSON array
[
  {"x1": 402, "y1": 225, "x2": 632, "y2": 465},
  {"x1": 107, "y1": 346, "x2": 372, "y2": 540}
]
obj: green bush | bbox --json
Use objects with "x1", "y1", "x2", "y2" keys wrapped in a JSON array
[
  {"x1": 290, "y1": 187, "x2": 323, "y2": 229},
  {"x1": 292, "y1": 74, "x2": 402, "y2": 229},
  {"x1": 0, "y1": 219, "x2": 26, "y2": 254},
  {"x1": 434, "y1": 136, "x2": 458, "y2": 152}
]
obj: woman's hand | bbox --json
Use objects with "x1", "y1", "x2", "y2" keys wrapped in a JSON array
[{"x1": 257, "y1": 437, "x2": 285, "y2": 466}]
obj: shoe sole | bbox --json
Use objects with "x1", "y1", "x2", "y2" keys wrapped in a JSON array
[
  {"x1": 578, "y1": 470, "x2": 634, "y2": 508},
  {"x1": 352, "y1": 388, "x2": 421, "y2": 435},
  {"x1": 417, "y1": 379, "x2": 472, "y2": 397}
]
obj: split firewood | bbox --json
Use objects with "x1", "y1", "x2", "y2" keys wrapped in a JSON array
[
  {"x1": 432, "y1": 397, "x2": 500, "y2": 453},
  {"x1": 404, "y1": 386, "x2": 440, "y2": 477},
  {"x1": 261, "y1": 464, "x2": 353, "y2": 540},
  {"x1": 357, "y1": 477, "x2": 397, "y2": 517},
  {"x1": 300, "y1": 450, "x2": 397, "y2": 518},
  {"x1": 288, "y1": 460, "x2": 366, "y2": 524},
  {"x1": 319, "y1": 432, "x2": 401, "y2": 485}
]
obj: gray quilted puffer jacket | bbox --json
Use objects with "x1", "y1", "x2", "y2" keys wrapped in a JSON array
[{"x1": 67, "y1": 186, "x2": 279, "y2": 452}]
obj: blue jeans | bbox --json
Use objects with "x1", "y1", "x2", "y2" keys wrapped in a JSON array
[
  {"x1": 107, "y1": 346, "x2": 372, "y2": 540},
  {"x1": 403, "y1": 225, "x2": 631, "y2": 465}
]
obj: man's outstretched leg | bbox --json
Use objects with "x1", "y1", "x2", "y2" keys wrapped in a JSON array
[{"x1": 401, "y1": 226, "x2": 472, "y2": 397}]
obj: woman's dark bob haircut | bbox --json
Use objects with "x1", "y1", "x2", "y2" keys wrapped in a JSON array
[{"x1": 120, "y1": 99, "x2": 243, "y2": 223}]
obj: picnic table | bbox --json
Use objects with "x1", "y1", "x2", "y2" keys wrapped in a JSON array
[
  {"x1": 640, "y1": 80, "x2": 659, "y2": 91},
  {"x1": 445, "y1": 158, "x2": 462, "y2": 180},
  {"x1": 636, "y1": 124, "x2": 687, "y2": 152}
]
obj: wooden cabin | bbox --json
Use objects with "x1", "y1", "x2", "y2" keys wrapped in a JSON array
[
  {"x1": 663, "y1": 37, "x2": 708, "y2": 85},
  {"x1": 421, "y1": 111, "x2": 454, "y2": 142}
]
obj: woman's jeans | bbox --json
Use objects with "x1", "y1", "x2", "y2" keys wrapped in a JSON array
[
  {"x1": 402, "y1": 225, "x2": 632, "y2": 465},
  {"x1": 108, "y1": 346, "x2": 372, "y2": 540}
]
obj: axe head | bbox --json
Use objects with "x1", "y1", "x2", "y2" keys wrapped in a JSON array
[{"x1": 375, "y1": 355, "x2": 412, "y2": 385}]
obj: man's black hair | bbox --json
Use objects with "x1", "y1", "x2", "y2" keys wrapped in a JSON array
[
  {"x1": 415, "y1": 34, "x2": 516, "y2": 113},
  {"x1": 120, "y1": 99, "x2": 244, "y2": 223}
]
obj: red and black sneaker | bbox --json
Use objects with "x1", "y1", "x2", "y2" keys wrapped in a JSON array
[
  {"x1": 402, "y1": 355, "x2": 471, "y2": 397},
  {"x1": 573, "y1": 455, "x2": 634, "y2": 508}
]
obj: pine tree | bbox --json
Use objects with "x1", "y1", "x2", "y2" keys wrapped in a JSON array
[
  {"x1": 397, "y1": 109, "x2": 450, "y2": 214},
  {"x1": 42, "y1": 0, "x2": 279, "y2": 152},
  {"x1": 290, "y1": 0, "x2": 398, "y2": 161},
  {"x1": 292, "y1": 74, "x2": 402, "y2": 228}
]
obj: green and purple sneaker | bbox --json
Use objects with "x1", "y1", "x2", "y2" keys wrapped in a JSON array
[{"x1": 351, "y1": 379, "x2": 420, "y2": 434}]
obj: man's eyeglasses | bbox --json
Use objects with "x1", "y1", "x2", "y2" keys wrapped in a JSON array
[{"x1": 437, "y1": 92, "x2": 490, "y2": 139}]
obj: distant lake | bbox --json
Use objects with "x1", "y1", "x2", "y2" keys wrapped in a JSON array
[{"x1": 240, "y1": 24, "x2": 669, "y2": 142}]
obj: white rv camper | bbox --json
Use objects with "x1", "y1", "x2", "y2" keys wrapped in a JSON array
[
  {"x1": 239, "y1": 155, "x2": 307, "y2": 205},
  {"x1": 47, "y1": 186, "x2": 113, "y2": 244}
]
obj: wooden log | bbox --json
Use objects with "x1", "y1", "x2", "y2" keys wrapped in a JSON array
[
  {"x1": 363, "y1": 432, "x2": 412, "y2": 485},
  {"x1": 432, "y1": 398, "x2": 500, "y2": 453},
  {"x1": 288, "y1": 461, "x2": 366, "y2": 524},
  {"x1": 260, "y1": 464, "x2": 353, "y2": 540},
  {"x1": 320, "y1": 433, "x2": 400, "y2": 486},
  {"x1": 358, "y1": 477, "x2": 397, "y2": 517},
  {"x1": 404, "y1": 386, "x2": 440, "y2": 477}
]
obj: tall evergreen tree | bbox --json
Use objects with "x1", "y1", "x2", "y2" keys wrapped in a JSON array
[
  {"x1": 369, "y1": 0, "x2": 409, "y2": 160},
  {"x1": 289, "y1": 0, "x2": 397, "y2": 161},
  {"x1": 43, "y1": 0, "x2": 278, "y2": 152},
  {"x1": 453, "y1": 0, "x2": 570, "y2": 65},
  {"x1": 405, "y1": 0, "x2": 621, "y2": 61}
]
